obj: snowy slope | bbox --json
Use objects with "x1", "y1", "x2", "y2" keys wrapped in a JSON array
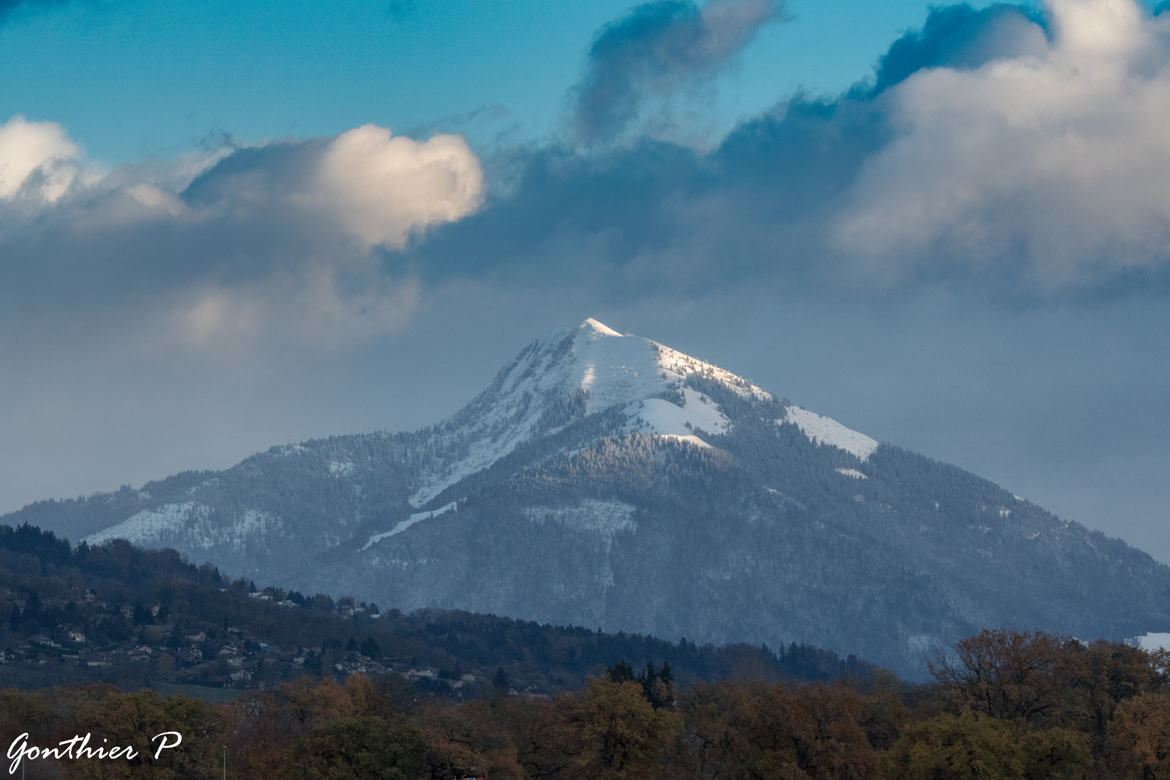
[
  {"x1": 85, "y1": 503, "x2": 281, "y2": 552},
  {"x1": 408, "y1": 318, "x2": 773, "y2": 507},
  {"x1": 782, "y1": 405, "x2": 879, "y2": 461}
]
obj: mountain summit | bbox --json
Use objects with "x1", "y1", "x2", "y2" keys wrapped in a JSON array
[
  {"x1": 406, "y1": 317, "x2": 773, "y2": 508},
  {"x1": 10, "y1": 318, "x2": 1170, "y2": 675}
]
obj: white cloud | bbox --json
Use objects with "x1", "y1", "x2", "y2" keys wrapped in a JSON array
[
  {"x1": 315, "y1": 124, "x2": 483, "y2": 249},
  {"x1": 834, "y1": 0, "x2": 1170, "y2": 286},
  {"x1": 0, "y1": 115, "x2": 81, "y2": 203}
]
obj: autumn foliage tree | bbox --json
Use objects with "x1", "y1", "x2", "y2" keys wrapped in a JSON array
[{"x1": 2, "y1": 630, "x2": 1170, "y2": 778}]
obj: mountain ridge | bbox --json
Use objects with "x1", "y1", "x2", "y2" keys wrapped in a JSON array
[{"x1": 8, "y1": 317, "x2": 1169, "y2": 677}]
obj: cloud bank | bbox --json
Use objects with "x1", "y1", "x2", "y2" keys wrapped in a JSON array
[
  {"x1": 10, "y1": 0, "x2": 1170, "y2": 365},
  {"x1": 0, "y1": 121, "x2": 482, "y2": 351},
  {"x1": 407, "y1": 0, "x2": 1170, "y2": 297},
  {"x1": 836, "y1": 0, "x2": 1170, "y2": 286}
]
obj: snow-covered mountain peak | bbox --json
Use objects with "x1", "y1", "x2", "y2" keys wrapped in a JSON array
[
  {"x1": 579, "y1": 317, "x2": 623, "y2": 337},
  {"x1": 409, "y1": 318, "x2": 873, "y2": 506},
  {"x1": 409, "y1": 320, "x2": 766, "y2": 506}
]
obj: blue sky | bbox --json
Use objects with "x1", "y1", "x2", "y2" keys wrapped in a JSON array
[
  {"x1": 2, "y1": 0, "x2": 1169, "y2": 566},
  {"x1": 2, "y1": 0, "x2": 1006, "y2": 162}
]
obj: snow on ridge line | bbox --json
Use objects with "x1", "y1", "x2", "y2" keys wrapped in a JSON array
[
  {"x1": 361, "y1": 500, "x2": 459, "y2": 550},
  {"x1": 581, "y1": 317, "x2": 623, "y2": 337},
  {"x1": 782, "y1": 406, "x2": 879, "y2": 461},
  {"x1": 652, "y1": 341, "x2": 771, "y2": 401},
  {"x1": 654, "y1": 433, "x2": 712, "y2": 449}
]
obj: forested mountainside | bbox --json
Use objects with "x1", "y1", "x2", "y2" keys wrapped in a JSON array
[
  {"x1": 9, "y1": 318, "x2": 1170, "y2": 677},
  {"x1": 0, "y1": 522, "x2": 873, "y2": 694}
]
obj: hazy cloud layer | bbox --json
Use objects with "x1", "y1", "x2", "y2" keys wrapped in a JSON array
[{"x1": 572, "y1": 0, "x2": 783, "y2": 144}]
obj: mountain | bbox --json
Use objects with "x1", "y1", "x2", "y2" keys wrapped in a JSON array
[{"x1": 9, "y1": 318, "x2": 1170, "y2": 676}]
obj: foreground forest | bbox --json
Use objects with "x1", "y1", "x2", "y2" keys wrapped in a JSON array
[
  {"x1": 3, "y1": 524, "x2": 1170, "y2": 776},
  {"x1": 2, "y1": 629, "x2": 1170, "y2": 778}
]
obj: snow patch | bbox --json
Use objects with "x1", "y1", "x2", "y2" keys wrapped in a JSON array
[
  {"x1": 1133, "y1": 633, "x2": 1170, "y2": 652},
  {"x1": 523, "y1": 499, "x2": 636, "y2": 539},
  {"x1": 362, "y1": 501, "x2": 458, "y2": 550},
  {"x1": 85, "y1": 502, "x2": 210, "y2": 546},
  {"x1": 906, "y1": 634, "x2": 941, "y2": 654},
  {"x1": 85, "y1": 503, "x2": 282, "y2": 553},
  {"x1": 835, "y1": 467, "x2": 868, "y2": 479},
  {"x1": 328, "y1": 460, "x2": 355, "y2": 477},
  {"x1": 627, "y1": 388, "x2": 730, "y2": 442},
  {"x1": 654, "y1": 434, "x2": 712, "y2": 449},
  {"x1": 233, "y1": 509, "x2": 281, "y2": 551},
  {"x1": 525, "y1": 500, "x2": 636, "y2": 589},
  {"x1": 781, "y1": 405, "x2": 879, "y2": 461},
  {"x1": 276, "y1": 444, "x2": 309, "y2": 456}
]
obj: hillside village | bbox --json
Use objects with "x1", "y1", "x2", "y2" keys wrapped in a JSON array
[{"x1": 0, "y1": 577, "x2": 502, "y2": 694}]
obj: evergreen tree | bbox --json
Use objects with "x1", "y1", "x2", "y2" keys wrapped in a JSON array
[{"x1": 607, "y1": 660, "x2": 636, "y2": 684}]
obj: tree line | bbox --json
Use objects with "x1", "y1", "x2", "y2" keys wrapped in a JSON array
[{"x1": 1, "y1": 629, "x2": 1168, "y2": 778}]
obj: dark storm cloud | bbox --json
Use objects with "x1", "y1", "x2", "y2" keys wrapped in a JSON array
[{"x1": 571, "y1": 0, "x2": 784, "y2": 144}]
